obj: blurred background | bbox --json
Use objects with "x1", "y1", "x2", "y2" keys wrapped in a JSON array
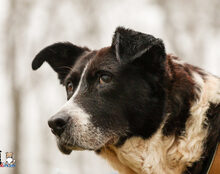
[{"x1": 0, "y1": 0, "x2": 219, "y2": 174}]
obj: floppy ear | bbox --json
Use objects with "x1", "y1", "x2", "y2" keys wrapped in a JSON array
[
  {"x1": 32, "y1": 42, "x2": 89, "y2": 84},
  {"x1": 111, "y1": 27, "x2": 166, "y2": 74}
]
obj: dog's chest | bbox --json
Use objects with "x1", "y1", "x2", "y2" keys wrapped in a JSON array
[{"x1": 100, "y1": 135, "x2": 185, "y2": 174}]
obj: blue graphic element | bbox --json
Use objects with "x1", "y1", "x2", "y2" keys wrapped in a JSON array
[{"x1": 3, "y1": 163, "x2": 16, "y2": 168}]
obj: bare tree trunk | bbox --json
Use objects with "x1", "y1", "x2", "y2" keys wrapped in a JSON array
[
  {"x1": 5, "y1": 1, "x2": 21, "y2": 174},
  {"x1": 4, "y1": 1, "x2": 33, "y2": 174}
]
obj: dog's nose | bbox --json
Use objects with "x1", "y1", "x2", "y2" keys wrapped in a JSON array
[{"x1": 48, "y1": 114, "x2": 70, "y2": 136}]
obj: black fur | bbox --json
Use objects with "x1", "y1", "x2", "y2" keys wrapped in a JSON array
[
  {"x1": 112, "y1": 27, "x2": 166, "y2": 66},
  {"x1": 32, "y1": 42, "x2": 89, "y2": 84}
]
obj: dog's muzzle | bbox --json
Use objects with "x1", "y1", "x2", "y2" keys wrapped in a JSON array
[
  {"x1": 48, "y1": 113, "x2": 70, "y2": 137},
  {"x1": 48, "y1": 113, "x2": 75, "y2": 154}
]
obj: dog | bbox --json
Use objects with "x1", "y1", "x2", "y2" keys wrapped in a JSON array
[{"x1": 32, "y1": 27, "x2": 220, "y2": 174}]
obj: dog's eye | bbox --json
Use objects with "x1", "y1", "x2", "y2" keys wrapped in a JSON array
[
  {"x1": 66, "y1": 82, "x2": 74, "y2": 93},
  {"x1": 99, "y1": 74, "x2": 112, "y2": 84}
]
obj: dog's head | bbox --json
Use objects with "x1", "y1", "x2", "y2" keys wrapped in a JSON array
[{"x1": 32, "y1": 27, "x2": 167, "y2": 154}]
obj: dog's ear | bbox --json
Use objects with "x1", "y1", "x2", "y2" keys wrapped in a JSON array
[
  {"x1": 32, "y1": 42, "x2": 89, "y2": 84},
  {"x1": 111, "y1": 27, "x2": 166, "y2": 73}
]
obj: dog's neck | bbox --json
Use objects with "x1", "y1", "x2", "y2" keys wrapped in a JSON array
[{"x1": 99, "y1": 55, "x2": 220, "y2": 174}]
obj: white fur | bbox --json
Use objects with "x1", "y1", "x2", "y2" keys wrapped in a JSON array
[
  {"x1": 100, "y1": 71, "x2": 220, "y2": 174},
  {"x1": 58, "y1": 63, "x2": 90, "y2": 125},
  {"x1": 60, "y1": 100, "x2": 90, "y2": 125}
]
